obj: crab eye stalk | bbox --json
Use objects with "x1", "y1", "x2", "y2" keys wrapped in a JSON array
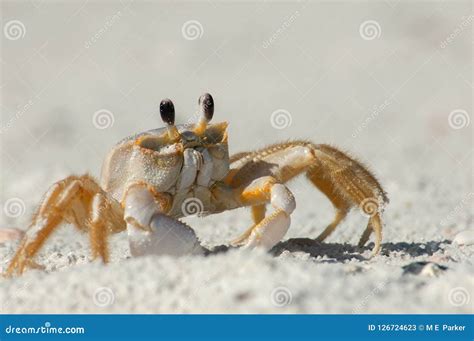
[
  {"x1": 160, "y1": 99, "x2": 175, "y2": 125},
  {"x1": 159, "y1": 98, "x2": 179, "y2": 142},
  {"x1": 199, "y1": 93, "x2": 214, "y2": 121},
  {"x1": 195, "y1": 93, "x2": 214, "y2": 135}
]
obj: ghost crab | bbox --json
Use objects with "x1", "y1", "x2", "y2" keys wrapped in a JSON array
[{"x1": 6, "y1": 93, "x2": 388, "y2": 276}]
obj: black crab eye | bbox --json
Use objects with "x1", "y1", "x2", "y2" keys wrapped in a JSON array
[
  {"x1": 198, "y1": 93, "x2": 214, "y2": 121},
  {"x1": 159, "y1": 99, "x2": 175, "y2": 125}
]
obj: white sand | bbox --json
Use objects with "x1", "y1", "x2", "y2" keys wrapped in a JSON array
[{"x1": 1, "y1": 1, "x2": 472, "y2": 313}]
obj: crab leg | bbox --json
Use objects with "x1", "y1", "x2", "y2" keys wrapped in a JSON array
[
  {"x1": 251, "y1": 204, "x2": 266, "y2": 225},
  {"x1": 123, "y1": 184, "x2": 205, "y2": 257},
  {"x1": 227, "y1": 141, "x2": 388, "y2": 256},
  {"x1": 89, "y1": 193, "x2": 111, "y2": 262},
  {"x1": 310, "y1": 144, "x2": 387, "y2": 256},
  {"x1": 307, "y1": 167, "x2": 351, "y2": 243},
  {"x1": 5, "y1": 175, "x2": 125, "y2": 276},
  {"x1": 231, "y1": 176, "x2": 295, "y2": 250}
]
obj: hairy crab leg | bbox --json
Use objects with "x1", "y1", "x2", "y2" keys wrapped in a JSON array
[
  {"x1": 310, "y1": 144, "x2": 387, "y2": 256},
  {"x1": 123, "y1": 183, "x2": 205, "y2": 257},
  {"x1": 357, "y1": 214, "x2": 383, "y2": 254},
  {"x1": 306, "y1": 167, "x2": 351, "y2": 242},
  {"x1": 5, "y1": 175, "x2": 125, "y2": 276},
  {"x1": 227, "y1": 141, "x2": 388, "y2": 256}
]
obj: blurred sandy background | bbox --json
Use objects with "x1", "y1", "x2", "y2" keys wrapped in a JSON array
[{"x1": 0, "y1": 0, "x2": 472, "y2": 313}]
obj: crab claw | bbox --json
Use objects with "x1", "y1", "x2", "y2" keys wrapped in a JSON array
[{"x1": 124, "y1": 185, "x2": 205, "y2": 257}]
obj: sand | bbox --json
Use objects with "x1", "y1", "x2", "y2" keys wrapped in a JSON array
[{"x1": 0, "y1": 1, "x2": 472, "y2": 314}]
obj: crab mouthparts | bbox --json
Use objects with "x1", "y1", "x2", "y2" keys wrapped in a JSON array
[{"x1": 180, "y1": 131, "x2": 201, "y2": 148}]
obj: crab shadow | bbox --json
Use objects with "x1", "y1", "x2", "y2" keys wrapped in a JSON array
[
  {"x1": 269, "y1": 238, "x2": 452, "y2": 262},
  {"x1": 208, "y1": 239, "x2": 451, "y2": 263}
]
